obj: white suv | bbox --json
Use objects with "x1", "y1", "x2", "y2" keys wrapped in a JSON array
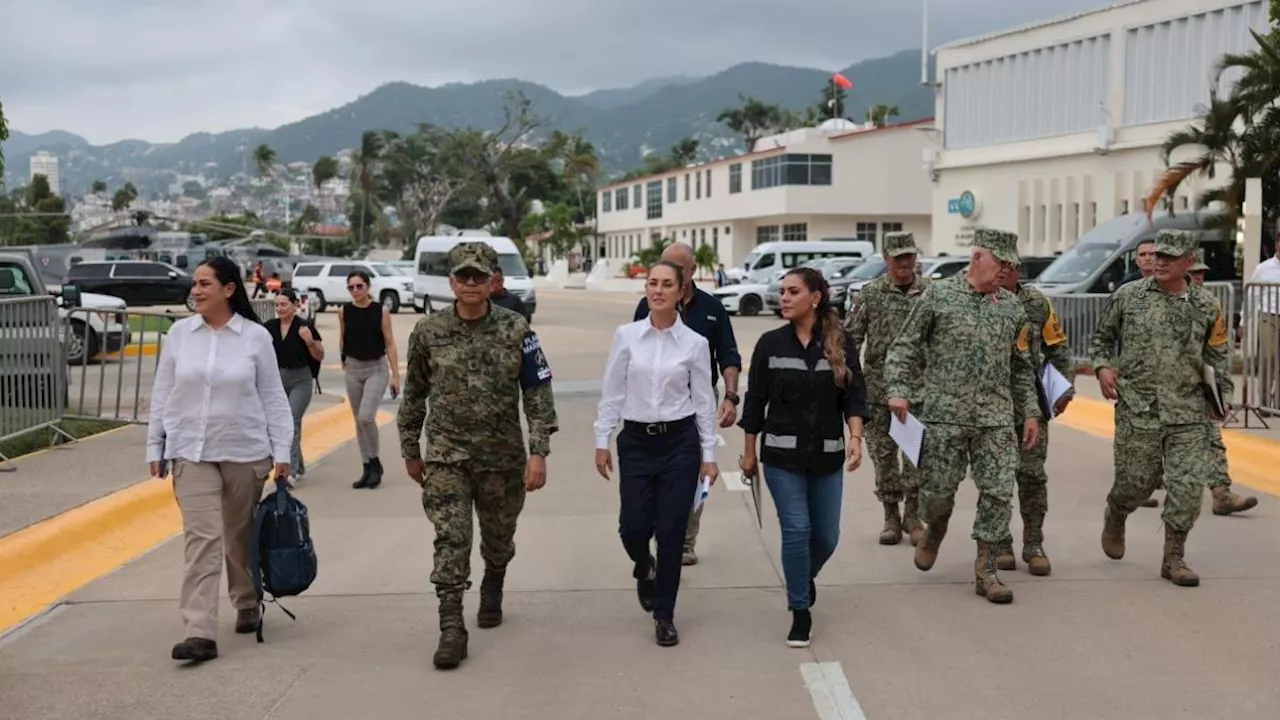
[{"x1": 290, "y1": 260, "x2": 414, "y2": 313}]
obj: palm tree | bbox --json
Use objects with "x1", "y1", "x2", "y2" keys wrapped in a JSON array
[
  {"x1": 312, "y1": 155, "x2": 340, "y2": 220},
  {"x1": 717, "y1": 95, "x2": 785, "y2": 152},
  {"x1": 252, "y1": 144, "x2": 276, "y2": 180},
  {"x1": 866, "y1": 104, "x2": 900, "y2": 128},
  {"x1": 353, "y1": 130, "x2": 389, "y2": 247}
]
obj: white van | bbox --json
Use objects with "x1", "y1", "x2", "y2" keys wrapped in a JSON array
[
  {"x1": 739, "y1": 241, "x2": 875, "y2": 284},
  {"x1": 413, "y1": 236, "x2": 536, "y2": 316}
]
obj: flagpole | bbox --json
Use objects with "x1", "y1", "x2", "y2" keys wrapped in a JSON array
[{"x1": 921, "y1": 0, "x2": 930, "y2": 86}]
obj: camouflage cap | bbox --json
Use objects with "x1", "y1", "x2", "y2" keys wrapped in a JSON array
[
  {"x1": 883, "y1": 232, "x2": 919, "y2": 257},
  {"x1": 1153, "y1": 229, "x2": 1197, "y2": 258},
  {"x1": 448, "y1": 241, "x2": 498, "y2": 275},
  {"x1": 1190, "y1": 248, "x2": 1209, "y2": 272},
  {"x1": 971, "y1": 227, "x2": 1021, "y2": 267}
]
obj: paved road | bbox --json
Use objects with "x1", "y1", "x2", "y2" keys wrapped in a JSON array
[{"x1": 2, "y1": 289, "x2": 1279, "y2": 719}]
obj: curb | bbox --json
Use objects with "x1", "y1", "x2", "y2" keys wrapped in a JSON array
[
  {"x1": 96, "y1": 343, "x2": 160, "y2": 360},
  {"x1": 0, "y1": 399, "x2": 391, "y2": 635}
]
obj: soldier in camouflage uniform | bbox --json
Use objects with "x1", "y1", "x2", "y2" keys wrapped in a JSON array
[
  {"x1": 1188, "y1": 250, "x2": 1258, "y2": 516},
  {"x1": 884, "y1": 228, "x2": 1041, "y2": 604},
  {"x1": 994, "y1": 262, "x2": 1075, "y2": 577},
  {"x1": 397, "y1": 242, "x2": 559, "y2": 669},
  {"x1": 846, "y1": 231, "x2": 927, "y2": 547},
  {"x1": 1089, "y1": 231, "x2": 1232, "y2": 587}
]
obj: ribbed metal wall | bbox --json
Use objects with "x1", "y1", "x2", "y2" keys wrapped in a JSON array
[
  {"x1": 944, "y1": 34, "x2": 1111, "y2": 150},
  {"x1": 1124, "y1": 1, "x2": 1267, "y2": 126}
]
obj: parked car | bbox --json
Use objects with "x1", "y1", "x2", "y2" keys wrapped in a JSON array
[
  {"x1": 65, "y1": 260, "x2": 194, "y2": 311},
  {"x1": 290, "y1": 260, "x2": 415, "y2": 313},
  {"x1": 1, "y1": 253, "x2": 130, "y2": 368}
]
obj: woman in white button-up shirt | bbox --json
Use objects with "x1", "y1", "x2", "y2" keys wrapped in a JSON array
[
  {"x1": 147, "y1": 256, "x2": 294, "y2": 664},
  {"x1": 594, "y1": 260, "x2": 719, "y2": 648}
]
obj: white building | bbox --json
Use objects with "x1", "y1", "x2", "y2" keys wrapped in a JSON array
[
  {"x1": 29, "y1": 151, "x2": 60, "y2": 195},
  {"x1": 595, "y1": 119, "x2": 936, "y2": 270},
  {"x1": 927, "y1": 0, "x2": 1268, "y2": 258}
]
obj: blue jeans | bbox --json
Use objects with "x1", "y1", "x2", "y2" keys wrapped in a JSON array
[{"x1": 763, "y1": 464, "x2": 843, "y2": 610}]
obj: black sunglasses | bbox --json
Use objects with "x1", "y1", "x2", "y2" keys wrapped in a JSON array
[{"x1": 453, "y1": 269, "x2": 491, "y2": 285}]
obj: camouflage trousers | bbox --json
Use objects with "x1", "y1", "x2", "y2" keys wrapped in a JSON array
[
  {"x1": 1000, "y1": 418, "x2": 1049, "y2": 546},
  {"x1": 1207, "y1": 424, "x2": 1230, "y2": 490},
  {"x1": 422, "y1": 460, "x2": 527, "y2": 606},
  {"x1": 866, "y1": 404, "x2": 920, "y2": 504},
  {"x1": 1107, "y1": 417, "x2": 1211, "y2": 532},
  {"x1": 918, "y1": 423, "x2": 1017, "y2": 544}
]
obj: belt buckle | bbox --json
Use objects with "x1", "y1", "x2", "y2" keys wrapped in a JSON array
[{"x1": 646, "y1": 423, "x2": 665, "y2": 436}]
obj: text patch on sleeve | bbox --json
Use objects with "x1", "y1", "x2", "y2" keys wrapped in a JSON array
[{"x1": 520, "y1": 331, "x2": 553, "y2": 389}]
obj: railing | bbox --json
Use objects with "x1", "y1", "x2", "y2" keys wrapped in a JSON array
[
  {"x1": 1240, "y1": 282, "x2": 1280, "y2": 418},
  {"x1": 0, "y1": 296, "x2": 73, "y2": 468}
]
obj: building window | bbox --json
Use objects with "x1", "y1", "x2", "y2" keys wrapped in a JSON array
[
  {"x1": 615, "y1": 188, "x2": 628, "y2": 211},
  {"x1": 696, "y1": 172, "x2": 702, "y2": 199},
  {"x1": 699, "y1": 228, "x2": 707, "y2": 247},
  {"x1": 646, "y1": 180, "x2": 663, "y2": 220},
  {"x1": 782, "y1": 223, "x2": 808, "y2": 242},
  {"x1": 855, "y1": 222, "x2": 877, "y2": 243},
  {"x1": 667, "y1": 177, "x2": 677, "y2": 204},
  {"x1": 880, "y1": 222, "x2": 903, "y2": 240},
  {"x1": 756, "y1": 225, "x2": 780, "y2": 245},
  {"x1": 751, "y1": 154, "x2": 834, "y2": 190},
  {"x1": 633, "y1": 184, "x2": 642, "y2": 208},
  {"x1": 729, "y1": 164, "x2": 742, "y2": 194},
  {"x1": 712, "y1": 226, "x2": 719, "y2": 254},
  {"x1": 684, "y1": 174, "x2": 690, "y2": 201},
  {"x1": 602, "y1": 191, "x2": 612, "y2": 213},
  {"x1": 705, "y1": 170, "x2": 712, "y2": 197}
]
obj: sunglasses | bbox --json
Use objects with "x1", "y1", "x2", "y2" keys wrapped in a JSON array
[
  {"x1": 347, "y1": 283, "x2": 367, "y2": 291},
  {"x1": 453, "y1": 270, "x2": 491, "y2": 285}
]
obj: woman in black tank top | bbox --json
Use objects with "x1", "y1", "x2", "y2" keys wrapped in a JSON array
[{"x1": 339, "y1": 270, "x2": 401, "y2": 489}]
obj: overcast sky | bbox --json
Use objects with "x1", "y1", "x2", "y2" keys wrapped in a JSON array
[{"x1": 0, "y1": 0, "x2": 1108, "y2": 145}]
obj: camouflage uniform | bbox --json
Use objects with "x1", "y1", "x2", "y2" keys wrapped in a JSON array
[
  {"x1": 883, "y1": 228, "x2": 1040, "y2": 604},
  {"x1": 995, "y1": 284, "x2": 1074, "y2": 576},
  {"x1": 397, "y1": 242, "x2": 559, "y2": 667},
  {"x1": 1089, "y1": 231, "x2": 1232, "y2": 587},
  {"x1": 846, "y1": 232, "x2": 927, "y2": 546}
]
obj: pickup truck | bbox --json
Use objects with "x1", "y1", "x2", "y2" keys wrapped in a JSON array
[{"x1": 0, "y1": 253, "x2": 130, "y2": 365}]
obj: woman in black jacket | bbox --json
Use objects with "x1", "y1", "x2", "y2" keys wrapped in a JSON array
[{"x1": 739, "y1": 266, "x2": 867, "y2": 649}]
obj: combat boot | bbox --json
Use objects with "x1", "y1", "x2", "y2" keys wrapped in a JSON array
[
  {"x1": 1211, "y1": 486, "x2": 1258, "y2": 516},
  {"x1": 974, "y1": 541, "x2": 1014, "y2": 604},
  {"x1": 352, "y1": 461, "x2": 372, "y2": 489},
  {"x1": 1101, "y1": 506, "x2": 1127, "y2": 560},
  {"x1": 878, "y1": 502, "x2": 903, "y2": 545},
  {"x1": 994, "y1": 539, "x2": 1016, "y2": 572},
  {"x1": 433, "y1": 598, "x2": 469, "y2": 670},
  {"x1": 902, "y1": 495, "x2": 925, "y2": 547},
  {"x1": 1161, "y1": 525, "x2": 1199, "y2": 587},
  {"x1": 1021, "y1": 514, "x2": 1051, "y2": 577},
  {"x1": 477, "y1": 569, "x2": 505, "y2": 629},
  {"x1": 913, "y1": 515, "x2": 949, "y2": 571}
]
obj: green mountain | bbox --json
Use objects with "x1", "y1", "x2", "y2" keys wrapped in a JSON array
[{"x1": 2, "y1": 49, "x2": 934, "y2": 197}]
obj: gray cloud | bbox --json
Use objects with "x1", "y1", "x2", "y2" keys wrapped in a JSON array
[{"x1": 0, "y1": 0, "x2": 1106, "y2": 144}]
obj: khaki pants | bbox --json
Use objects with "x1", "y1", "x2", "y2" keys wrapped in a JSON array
[
  {"x1": 1258, "y1": 314, "x2": 1280, "y2": 411},
  {"x1": 172, "y1": 457, "x2": 272, "y2": 640}
]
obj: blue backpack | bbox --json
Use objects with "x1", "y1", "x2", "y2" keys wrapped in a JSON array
[{"x1": 249, "y1": 481, "x2": 318, "y2": 642}]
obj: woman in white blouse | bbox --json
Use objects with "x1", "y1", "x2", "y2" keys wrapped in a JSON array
[
  {"x1": 147, "y1": 256, "x2": 294, "y2": 664},
  {"x1": 594, "y1": 260, "x2": 719, "y2": 648}
]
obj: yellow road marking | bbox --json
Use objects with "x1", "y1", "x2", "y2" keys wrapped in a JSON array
[
  {"x1": 0, "y1": 400, "x2": 394, "y2": 635},
  {"x1": 97, "y1": 343, "x2": 159, "y2": 360}
]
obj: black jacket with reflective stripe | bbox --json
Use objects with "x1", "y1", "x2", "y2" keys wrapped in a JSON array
[{"x1": 739, "y1": 320, "x2": 868, "y2": 475}]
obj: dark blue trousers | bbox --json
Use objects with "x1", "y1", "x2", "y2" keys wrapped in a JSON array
[{"x1": 617, "y1": 423, "x2": 700, "y2": 621}]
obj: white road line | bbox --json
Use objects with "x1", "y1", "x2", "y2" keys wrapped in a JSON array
[
  {"x1": 801, "y1": 662, "x2": 868, "y2": 720},
  {"x1": 719, "y1": 471, "x2": 748, "y2": 492}
]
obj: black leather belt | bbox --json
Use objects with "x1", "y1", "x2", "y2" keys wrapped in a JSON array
[{"x1": 623, "y1": 415, "x2": 695, "y2": 436}]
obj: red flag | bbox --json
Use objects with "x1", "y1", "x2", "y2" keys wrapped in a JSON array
[{"x1": 832, "y1": 73, "x2": 852, "y2": 89}]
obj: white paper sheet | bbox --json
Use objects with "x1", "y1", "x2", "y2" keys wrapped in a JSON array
[
  {"x1": 1039, "y1": 364, "x2": 1074, "y2": 420},
  {"x1": 693, "y1": 475, "x2": 712, "y2": 511},
  {"x1": 889, "y1": 413, "x2": 925, "y2": 468}
]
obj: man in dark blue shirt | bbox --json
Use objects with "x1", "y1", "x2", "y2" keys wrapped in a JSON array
[{"x1": 634, "y1": 242, "x2": 742, "y2": 566}]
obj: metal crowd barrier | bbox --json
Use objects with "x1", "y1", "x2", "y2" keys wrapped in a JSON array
[
  {"x1": 0, "y1": 296, "x2": 73, "y2": 468},
  {"x1": 1240, "y1": 282, "x2": 1280, "y2": 418}
]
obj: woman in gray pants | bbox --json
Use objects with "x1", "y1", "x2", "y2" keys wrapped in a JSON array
[
  {"x1": 339, "y1": 270, "x2": 401, "y2": 489},
  {"x1": 265, "y1": 289, "x2": 325, "y2": 486}
]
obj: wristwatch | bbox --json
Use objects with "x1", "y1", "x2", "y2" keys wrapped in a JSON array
[{"x1": 724, "y1": 391, "x2": 740, "y2": 406}]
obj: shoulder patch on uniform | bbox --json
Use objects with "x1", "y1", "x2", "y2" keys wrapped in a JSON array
[
  {"x1": 1208, "y1": 312, "x2": 1229, "y2": 347},
  {"x1": 520, "y1": 331, "x2": 553, "y2": 389},
  {"x1": 1016, "y1": 323, "x2": 1030, "y2": 353},
  {"x1": 1042, "y1": 303, "x2": 1068, "y2": 346}
]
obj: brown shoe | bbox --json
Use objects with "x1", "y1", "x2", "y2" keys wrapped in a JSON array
[
  {"x1": 903, "y1": 495, "x2": 925, "y2": 547},
  {"x1": 1211, "y1": 486, "x2": 1258, "y2": 516},
  {"x1": 878, "y1": 502, "x2": 903, "y2": 545},
  {"x1": 1161, "y1": 525, "x2": 1200, "y2": 587},
  {"x1": 235, "y1": 607, "x2": 261, "y2": 634},
  {"x1": 1101, "y1": 506, "x2": 1127, "y2": 560},
  {"x1": 974, "y1": 541, "x2": 1013, "y2": 604},
  {"x1": 1021, "y1": 514, "x2": 1051, "y2": 576},
  {"x1": 171, "y1": 637, "x2": 218, "y2": 662},
  {"x1": 914, "y1": 515, "x2": 949, "y2": 571},
  {"x1": 995, "y1": 539, "x2": 1016, "y2": 571}
]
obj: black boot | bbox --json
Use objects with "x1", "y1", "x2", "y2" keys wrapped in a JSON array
[
  {"x1": 366, "y1": 457, "x2": 383, "y2": 489},
  {"x1": 787, "y1": 609, "x2": 812, "y2": 648},
  {"x1": 433, "y1": 598, "x2": 469, "y2": 670},
  {"x1": 352, "y1": 461, "x2": 371, "y2": 489},
  {"x1": 477, "y1": 569, "x2": 505, "y2": 628}
]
